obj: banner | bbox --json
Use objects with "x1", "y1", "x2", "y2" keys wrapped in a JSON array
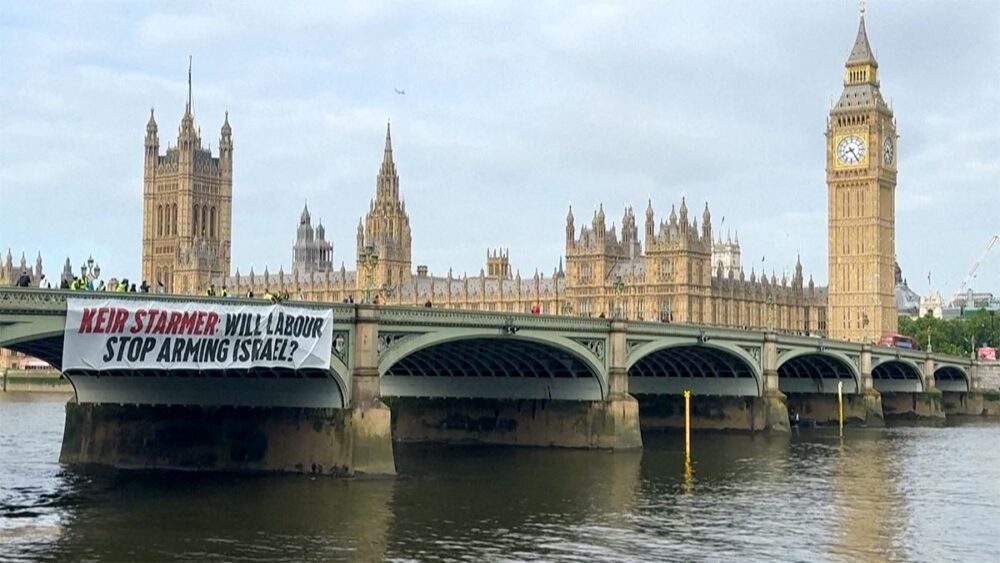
[{"x1": 63, "y1": 298, "x2": 334, "y2": 371}]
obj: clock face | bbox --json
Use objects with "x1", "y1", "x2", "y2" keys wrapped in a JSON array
[
  {"x1": 837, "y1": 135, "x2": 866, "y2": 165},
  {"x1": 883, "y1": 137, "x2": 894, "y2": 165}
]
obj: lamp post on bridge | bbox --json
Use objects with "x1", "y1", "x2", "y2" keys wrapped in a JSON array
[
  {"x1": 379, "y1": 282, "x2": 396, "y2": 306},
  {"x1": 766, "y1": 291, "x2": 776, "y2": 333},
  {"x1": 358, "y1": 245, "x2": 379, "y2": 304},
  {"x1": 79, "y1": 256, "x2": 101, "y2": 289},
  {"x1": 613, "y1": 275, "x2": 626, "y2": 320}
]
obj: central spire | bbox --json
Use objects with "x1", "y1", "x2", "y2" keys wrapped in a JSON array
[
  {"x1": 383, "y1": 120, "x2": 393, "y2": 164},
  {"x1": 375, "y1": 120, "x2": 400, "y2": 203},
  {"x1": 186, "y1": 55, "x2": 193, "y2": 115}
]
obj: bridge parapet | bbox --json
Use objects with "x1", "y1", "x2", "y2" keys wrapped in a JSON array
[
  {"x1": 378, "y1": 306, "x2": 611, "y2": 333},
  {"x1": 0, "y1": 287, "x2": 358, "y2": 320}
]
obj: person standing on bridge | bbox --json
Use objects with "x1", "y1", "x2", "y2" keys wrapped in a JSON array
[{"x1": 16, "y1": 270, "x2": 31, "y2": 287}]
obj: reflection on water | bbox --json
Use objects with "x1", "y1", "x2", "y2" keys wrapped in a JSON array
[{"x1": 2, "y1": 394, "x2": 999, "y2": 562}]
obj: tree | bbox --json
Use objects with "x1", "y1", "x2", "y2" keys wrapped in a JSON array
[{"x1": 898, "y1": 309, "x2": 999, "y2": 356}]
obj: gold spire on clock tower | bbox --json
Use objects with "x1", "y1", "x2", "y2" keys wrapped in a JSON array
[{"x1": 826, "y1": 9, "x2": 898, "y2": 343}]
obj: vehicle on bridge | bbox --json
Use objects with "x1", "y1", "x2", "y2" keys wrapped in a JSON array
[{"x1": 879, "y1": 333, "x2": 918, "y2": 350}]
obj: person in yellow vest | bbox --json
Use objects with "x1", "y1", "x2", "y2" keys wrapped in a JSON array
[
  {"x1": 116, "y1": 279, "x2": 128, "y2": 292},
  {"x1": 263, "y1": 288, "x2": 275, "y2": 303},
  {"x1": 221, "y1": 286, "x2": 229, "y2": 298}
]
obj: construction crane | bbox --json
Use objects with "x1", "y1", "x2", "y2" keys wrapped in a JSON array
[{"x1": 956, "y1": 234, "x2": 999, "y2": 298}]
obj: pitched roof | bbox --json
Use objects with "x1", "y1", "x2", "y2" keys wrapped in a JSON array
[{"x1": 846, "y1": 16, "x2": 878, "y2": 68}]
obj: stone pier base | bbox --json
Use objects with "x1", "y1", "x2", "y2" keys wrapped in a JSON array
[
  {"x1": 986, "y1": 393, "x2": 1000, "y2": 416},
  {"x1": 635, "y1": 392, "x2": 789, "y2": 432},
  {"x1": 942, "y1": 391, "x2": 1000, "y2": 417},
  {"x1": 389, "y1": 395, "x2": 642, "y2": 449},
  {"x1": 880, "y1": 391, "x2": 946, "y2": 422},
  {"x1": 785, "y1": 389, "x2": 884, "y2": 427},
  {"x1": 59, "y1": 402, "x2": 396, "y2": 476}
]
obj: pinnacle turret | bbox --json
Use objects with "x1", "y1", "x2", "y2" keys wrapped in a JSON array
[
  {"x1": 185, "y1": 55, "x2": 193, "y2": 116},
  {"x1": 383, "y1": 121, "x2": 393, "y2": 164},
  {"x1": 147, "y1": 108, "x2": 158, "y2": 134}
]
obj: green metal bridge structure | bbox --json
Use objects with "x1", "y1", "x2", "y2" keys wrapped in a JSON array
[{"x1": 0, "y1": 288, "x2": 989, "y2": 476}]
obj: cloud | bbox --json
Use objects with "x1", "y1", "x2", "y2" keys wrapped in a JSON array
[{"x1": 0, "y1": 1, "x2": 997, "y2": 300}]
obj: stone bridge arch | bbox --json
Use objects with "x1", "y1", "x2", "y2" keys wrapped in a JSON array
[
  {"x1": 871, "y1": 358, "x2": 924, "y2": 393},
  {"x1": 0, "y1": 329, "x2": 65, "y2": 369},
  {"x1": 626, "y1": 341, "x2": 761, "y2": 397},
  {"x1": 377, "y1": 330, "x2": 607, "y2": 401},
  {"x1": 934, "y1": 365, "x2": 969, "y2": 393},
  {"x1": 776, "y1": 350, "x2": 860, "y2": 394}
]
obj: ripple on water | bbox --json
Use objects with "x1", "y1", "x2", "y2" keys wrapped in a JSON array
[{"x1": 2, "y1": 397, "x2": 1000, "y2": 562}]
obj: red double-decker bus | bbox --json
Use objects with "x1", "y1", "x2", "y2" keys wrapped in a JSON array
[{"x1": 879, "y1": 333, "x2": 919, "y2": 350}]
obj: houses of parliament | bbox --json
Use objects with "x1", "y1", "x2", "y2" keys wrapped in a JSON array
[{"x1": 140, "y1": 11, "x2": 897, "y2": 343}]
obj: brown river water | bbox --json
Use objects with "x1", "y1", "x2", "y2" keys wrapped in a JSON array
[{"x1": 1, "y1": 393, "x2": 998, "y2": 562}]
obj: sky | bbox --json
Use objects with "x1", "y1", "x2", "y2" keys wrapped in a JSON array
[{"x1": 1, "y1": 0, "x2": 998, "y2": 299}]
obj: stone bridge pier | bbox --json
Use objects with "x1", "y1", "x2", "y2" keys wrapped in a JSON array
[
  {"x1": 57, "y1": 306, "x2": 398, "y2": 477},
  {"x1": 385, "y1": 318, "x2": 642, "y2": 450},
  {"x1": 780, "y1": 343, "x2": 884, "y2": 427},
  {"x1": 875, "y1": 352, "x2": 946, "y2": 422}
]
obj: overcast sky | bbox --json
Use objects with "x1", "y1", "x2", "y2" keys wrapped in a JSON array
[{"x1": 1, "y1": 1, "x2": 998, "y2": 298}]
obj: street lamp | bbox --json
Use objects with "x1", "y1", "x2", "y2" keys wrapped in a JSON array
[
  {"x1": 613, "y1": 275, "x2": 626, "y2": 319},
  {"x1": 379, "y1": 282, "x2": 396, "y2": 306},
  {"x1": 79, "y1": 256, "x2": 101, "y2": 289},
  {"x1": 358, "y1": 245, "x2": 379, "y2": 304},
  {"x1": 766, "y1": 292, "x2": 776, "y2": 332},
  {"x1": 989, "y1": 310, "x2": 996, "y2": 347}
]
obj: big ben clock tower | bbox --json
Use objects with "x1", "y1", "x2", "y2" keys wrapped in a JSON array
[{"x1": 827, "y1": 8, "x2": 898, "y2": 343}]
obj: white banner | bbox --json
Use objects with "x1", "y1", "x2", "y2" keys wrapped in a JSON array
[{"x1": 62, "y1": 298, "x2": 334, "y2": 371}]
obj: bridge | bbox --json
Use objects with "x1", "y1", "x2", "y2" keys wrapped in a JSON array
[{"x1": 1, "y1": 288, "x2": 992, "y2": 476}]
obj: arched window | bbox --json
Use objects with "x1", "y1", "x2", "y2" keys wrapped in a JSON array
[
  {"x1": 157, "y1": 205, "x2": 163, "y2": 236},
  {"x1": 193, "y1": 205, "x2": 200, "y2": 236},
  {"x1": 201, "y1": 206, "x2": 208, "y2": 237},
  {"x1": 172, "y1": 204, "x2": 178, "y2": 235},
  {"x1": 210, "y1": 206, "x2": 216, "y2": 238}
]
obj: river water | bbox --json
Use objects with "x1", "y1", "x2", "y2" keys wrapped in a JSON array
[{"x1": 1, "y1": 393, "x2": 998, "y2": 562}]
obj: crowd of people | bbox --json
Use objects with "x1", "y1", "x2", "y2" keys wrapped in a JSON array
[
  {"x1": 11, "y1": 270, "x2": 546, "y2": 313},
  {"x1": 58, "y1": 275, "x2": 154, "y2": 293}
]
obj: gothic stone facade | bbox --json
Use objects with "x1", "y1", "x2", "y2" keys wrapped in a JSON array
[
  {"x1": 141, "y1": 81, "x2": 233, "y2": 295},
  {"x1": 219, "y1": 125, "x2": 824, "y2": 334},
  {"x1": 292, "y1": 204, "x2": 333, "y2": 276},
  {"x1": 0, "y1": 249, "x2": 43, "y2": 287},
  {"x1": 563, "y1": 202, "x2": 827, "y2": 332}
]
